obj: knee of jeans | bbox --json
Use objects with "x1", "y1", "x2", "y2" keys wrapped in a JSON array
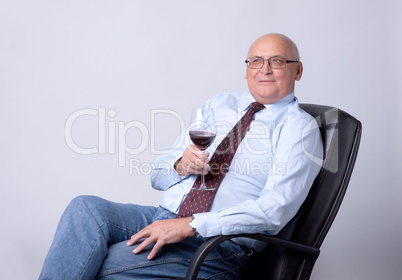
[
  {"x1": 70, "y1": 195, "x2": 100, "y2": 205},
  {"x1": 68, "y1": 195, "x2": 105, "y2": 215}
]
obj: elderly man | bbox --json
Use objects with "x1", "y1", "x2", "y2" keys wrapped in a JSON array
[{"x1": 39, "y1": 33, "x2": 323, "y2": 280}]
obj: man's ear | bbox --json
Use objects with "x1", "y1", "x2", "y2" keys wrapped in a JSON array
[{"x1": 295, "y1": 62, "x2": 303, "y2": 81}]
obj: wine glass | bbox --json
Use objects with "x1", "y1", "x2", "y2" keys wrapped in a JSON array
[{"x1": 189, "y1": 108, "x2": 217, "y2": 190}]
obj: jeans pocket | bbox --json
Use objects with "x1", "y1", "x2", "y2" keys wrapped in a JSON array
[
  {"x1": 207, "y1": 266, "x2": 240, "y2": 280},
  {"x1": 202, "y1": 240, "x2": 252, "y2": 278},
  {"x1": 214, "y1": 240, "x2": 247, "y2": 260}
]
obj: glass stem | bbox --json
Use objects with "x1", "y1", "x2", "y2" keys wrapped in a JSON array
[{"x1": 200, "y1": 150, "x2": 206, "y2": 188}]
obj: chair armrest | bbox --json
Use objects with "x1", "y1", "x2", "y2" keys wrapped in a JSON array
[{"x1": 183, "y1": 233, "x2": 320, "y2": 280}]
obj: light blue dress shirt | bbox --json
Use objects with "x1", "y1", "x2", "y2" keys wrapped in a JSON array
[{"x1": 151, "y1": 92, "x2": 323, "y2": 251}]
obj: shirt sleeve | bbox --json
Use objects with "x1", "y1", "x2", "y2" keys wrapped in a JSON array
[
  {"x1": 194, "y1": 115, "x2": 323, "y2": 237},
  {"x1": 150, "y1": 130, "x2": 190, "y2": 191},
  {"x1": 150, "y1": 98, "x2": 216, "y2": 191}
]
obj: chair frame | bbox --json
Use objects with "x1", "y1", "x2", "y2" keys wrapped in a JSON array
[{"x1": 180, "y1": 103, "x2": 362, "y2": 280}]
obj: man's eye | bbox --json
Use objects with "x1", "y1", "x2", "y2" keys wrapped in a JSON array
[
  {"x1": 252, "y1": 58, "x2": 263, "y2": 63},
  {"x1": 271, "y1": 58, "x2": 284, "y2": 64}
]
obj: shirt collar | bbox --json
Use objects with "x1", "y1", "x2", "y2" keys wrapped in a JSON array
[{"x1": 243, "y1": 92, "x2": 295, "y2": 112}]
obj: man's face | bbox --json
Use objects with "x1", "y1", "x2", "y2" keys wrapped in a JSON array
[{"x1": 245, "y1": 35, "x2": 303, "y2": 104}]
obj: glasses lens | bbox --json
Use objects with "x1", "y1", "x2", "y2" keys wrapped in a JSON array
[
  {"x1": 269, "y1": 57, "x2": 286, "y2": 68},
  {"x1": 248, "y1": 57, "x2": 264, "y2": 68}
]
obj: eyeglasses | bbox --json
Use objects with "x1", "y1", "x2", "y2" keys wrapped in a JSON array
[{"x1": 245, "y1": 56, "x2": 299, "y2": 69}]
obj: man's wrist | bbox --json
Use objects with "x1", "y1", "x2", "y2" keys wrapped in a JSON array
[
  {"x1": 174, "y1": 157, "x2": 187, "y2": 176},
  {"x1": 189, "y1": 215, "x2": 200, "y2": 237},
  {"x1": 173, "y1": 157, "x2": 182, "y2": 171}
]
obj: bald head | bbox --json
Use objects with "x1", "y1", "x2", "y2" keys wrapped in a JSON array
[
  {"x1": 245, "y1": 33, "x2": 303, "y2": 104},
  {"x1": 248, "y1": 33, "x2": 300, "y2": 61}
]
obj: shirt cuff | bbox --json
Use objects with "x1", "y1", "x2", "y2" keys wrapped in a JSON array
[
  {"x1": 151, "y1": 156, "x2": 189, "y2": 190},
  {"x1": 194, "y1": 212, "x2": 222, "y2": 237}
]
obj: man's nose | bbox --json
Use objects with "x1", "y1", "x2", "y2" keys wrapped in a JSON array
[{"x1": 261, "y1": 60, "x2": 273, "y2": 74}]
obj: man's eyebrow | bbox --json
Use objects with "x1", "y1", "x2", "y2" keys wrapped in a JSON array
[{"x1": 249, "y1": 55, "x2": 284, "y2": 58}]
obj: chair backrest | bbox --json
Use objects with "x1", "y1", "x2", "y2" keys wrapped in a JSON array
[{"x1": 257, "y1": 104, "x2": 362, "y2": 279}]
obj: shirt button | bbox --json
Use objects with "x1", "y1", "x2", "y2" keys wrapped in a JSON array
[{"x1": 207, "y1": 230, "x2": 211, "y2": 235}]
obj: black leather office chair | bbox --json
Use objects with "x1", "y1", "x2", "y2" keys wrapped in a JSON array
[{"x1": 177, "y1": 104, "x2": 362, "y2": 280}]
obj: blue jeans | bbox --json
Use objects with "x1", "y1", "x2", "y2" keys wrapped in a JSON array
[{"x1": 39, "y1": 196, "x2": 252, "y2": 279}]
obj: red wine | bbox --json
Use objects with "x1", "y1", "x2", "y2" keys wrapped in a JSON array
[{"x1": 189, "y1": 131, "x2": 216, "y2": 150}]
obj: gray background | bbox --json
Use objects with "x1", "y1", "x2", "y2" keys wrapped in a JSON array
[{"x1": 1, "y1": 0, "x2": 401, "y2": 279}]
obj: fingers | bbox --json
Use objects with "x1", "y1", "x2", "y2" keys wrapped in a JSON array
[
  {"x1": 133, "y1": 236, "x2": 155, "y2": 257},
  {"x1": 126, "y1": 223, "x2": 165, "y2": 260},
  {"x1": 176, "y1": 145, "x2": 210, "y2": 176},
  {"x1": 126, "y1": 232, "x2": 142, "y2": 247},
  {"x1": 126, "y1": 218, "x2": 193, "y2": 260},
  {"x1": 147, "y1": 239, "x2": 163, "y2": 260},
  {"x1": 127, "y1": 228, "x2": 155, "y2": 257}
]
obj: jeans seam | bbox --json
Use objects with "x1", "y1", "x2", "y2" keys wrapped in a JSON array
[
  {"x1": 96, "y1": 256, "x2": 188, "y2": 277},
  {"x1": 106, "y1": 222, "x2": 137, "y2": 236},
  {"x1": 78, "y1": 234, "x2": 104, "y2": 280},
  {"x1": 96, "y1": 251, "x2": 233, "y2": 278}
]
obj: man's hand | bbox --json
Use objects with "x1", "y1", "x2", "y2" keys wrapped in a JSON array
[
  {"x1": 126, "y1": 217, "x2": 194, "y2": 260},
  {"x1": 175, "y1": 145, "x2": 210, "y2": 176}
]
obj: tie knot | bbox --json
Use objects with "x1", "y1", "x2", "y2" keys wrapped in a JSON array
[{"x1": 249, "y1": 102, "x2": 265, "y2": 113}]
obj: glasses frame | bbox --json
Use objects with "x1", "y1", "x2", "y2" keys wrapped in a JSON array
[{"x1": 245, "y1": 56, "x2": 299, "y2": 69}]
